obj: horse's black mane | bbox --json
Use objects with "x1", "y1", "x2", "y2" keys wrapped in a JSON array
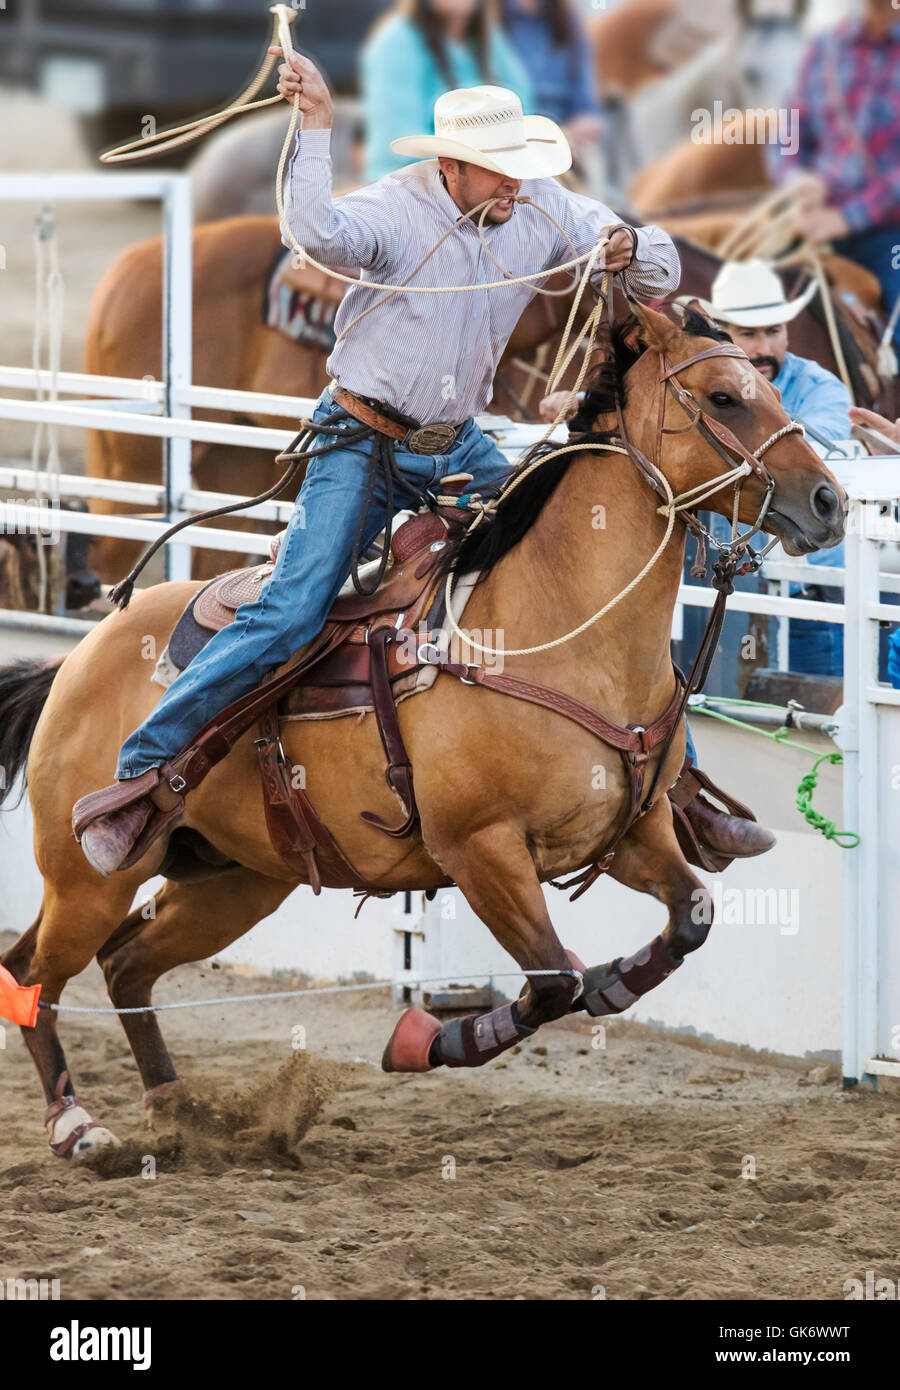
[{"x1": 439, "y1": 307, "x2": 732, "y2": 585}]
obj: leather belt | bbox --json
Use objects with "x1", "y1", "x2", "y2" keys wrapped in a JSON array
[{"x1": 334, "y1": 387, "x2": 462, "y2": 456}]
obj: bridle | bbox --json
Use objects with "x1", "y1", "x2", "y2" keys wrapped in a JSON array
[{"x1": 614, "y1": 340, "x2": 806, "y2": 571}]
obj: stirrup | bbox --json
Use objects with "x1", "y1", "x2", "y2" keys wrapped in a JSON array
[
  {"x1": 72, "y1": 766, "x2": 187, "y2": 872},
  {"x1": 667, "y1": 759, "x2": 757, "y2": 874}
]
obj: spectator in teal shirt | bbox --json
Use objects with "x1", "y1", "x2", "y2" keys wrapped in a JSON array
[{"x1": 362, "y1": 1, "x2": 533, "y2": 183}]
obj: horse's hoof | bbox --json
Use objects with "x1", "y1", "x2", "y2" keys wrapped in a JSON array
[
  {"x1": 46, "y1": 1107, "x2": 121, "y2": 1160},
  {"x1": 71, "y1": 1126, "x2": 121, "y2": 1159},
  {"x1": 382, "y1": 1007, "x2": 441, "y2": 1073}
]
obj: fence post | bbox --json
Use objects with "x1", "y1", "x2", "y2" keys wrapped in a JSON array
[
  {"x1": 162, "y1": 174, "x2": 193, "y2": 582},
  {"x1": 840, "y1": 499, "x2": 862, "y2": 1085}
]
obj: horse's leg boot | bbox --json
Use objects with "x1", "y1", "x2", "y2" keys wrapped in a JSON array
[
  {"x1": 382, "y1": 1007, "x2": 442, "y2": 1073},
  {"x1": 668, "y1": 760, "x2": 775, "y2": 873},
  {"x1": 579, "y1": 935, "x2": 683, "y2": 1017},
  {"x1": 425, "y1": 1000, "x2": 537, "y2": 1069}
]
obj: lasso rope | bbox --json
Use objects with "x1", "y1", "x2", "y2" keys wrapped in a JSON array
[
  {"x1": 96, "y1": 4, "x2": 768, "y2": 666},
  {"x1": 30, "y1": 206, "x2": 64, "y2": 613},
  {"x1": 442, "y1": 442, "x2": 679, "y2": 660},
  {"x1": 99, "y1": 5, "x2": 626, "y2": 472},
  {"x1": 102, "y1": 7, "x2": 617, "y2": 302}
]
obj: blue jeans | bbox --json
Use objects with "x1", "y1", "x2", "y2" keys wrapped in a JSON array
[
  {"x1": 834, "y1": 225, "x2": 900, "y2": 352},
  {"x1": 117, "y1": 389, "x2": 510, "y2": 777}
]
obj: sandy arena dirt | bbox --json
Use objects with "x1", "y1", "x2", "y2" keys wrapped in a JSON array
[{"x1": 1, "y1": 930, "x2": 898, "y2": 1301}]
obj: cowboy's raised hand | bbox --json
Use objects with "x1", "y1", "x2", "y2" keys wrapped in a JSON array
[{"x1": 268, "y1": 46, "x2": 333, "y2": 126}]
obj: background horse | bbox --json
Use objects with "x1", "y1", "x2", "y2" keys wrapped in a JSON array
[{"x1": 0, "y1": 305, "x2": 844, "y2": 1157}]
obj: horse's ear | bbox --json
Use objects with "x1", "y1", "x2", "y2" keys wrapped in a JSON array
[
  {"x1": 630, "y1": 300, "x2": 680, "y2": 353},
  {"x1": 682, "y1": 305, "x2": 730, "y2": 341}
]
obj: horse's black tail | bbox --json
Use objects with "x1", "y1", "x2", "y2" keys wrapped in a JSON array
[{"x1": 0, "y1": 657, "x2": 63, "y2": 808}]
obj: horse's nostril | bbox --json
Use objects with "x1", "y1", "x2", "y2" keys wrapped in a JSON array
[{"x1": 810, "y1": 483, "x2": 841, "y2": 527}]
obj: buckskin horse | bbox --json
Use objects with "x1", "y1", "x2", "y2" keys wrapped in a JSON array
[{"x1": 0, "y1": 305, "x2": 845, "y2": 1157}]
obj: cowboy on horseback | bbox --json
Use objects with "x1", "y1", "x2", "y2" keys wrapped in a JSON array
[{"x1": 76, "y1": 57, "x2": 771, "y2": 875}]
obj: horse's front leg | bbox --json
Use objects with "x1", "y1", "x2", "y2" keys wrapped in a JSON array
[
  {"x1": 382, "y1": 824, "x2": 582, "y2": 1072},
  {"x1": 573, "y1": 794, "x2": 713, "y2": 1019}
]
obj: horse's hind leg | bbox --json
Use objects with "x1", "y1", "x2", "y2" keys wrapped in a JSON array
[
  {"x1": 383, "y1": 824, "x2": 584, "y2": 1072},
  {"x1": 1, "y1": 876, "x2": 139, "y2": 1157},
  {"x1": 97, "y1": 867, "x2": 294, "y2": 1110},
  {"x1": 577, "y1": 794, "x2": 713, "y2": 1019}
]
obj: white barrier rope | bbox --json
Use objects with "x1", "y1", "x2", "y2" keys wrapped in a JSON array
[{"x1": 39, "y1": 968, "x2": 583, "y2": 1015}]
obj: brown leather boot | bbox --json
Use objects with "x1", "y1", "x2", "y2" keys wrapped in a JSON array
[
  {"x1": 79, "y1": 800, "x2": 153, "y2": 877},
  {"x1": 668, "y1": 760, "x2": 775, "y2": 874},
  {"x1": 681, "y1": 795, "x2": 776, "y2": 860},
  {"x1": 73, "y1": 766, "x2": 188, "y2": 877}
]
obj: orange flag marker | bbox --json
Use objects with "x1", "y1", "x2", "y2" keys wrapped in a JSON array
[{"x1": 0, "y1": 962, "x2": 40, "y2": 1027}]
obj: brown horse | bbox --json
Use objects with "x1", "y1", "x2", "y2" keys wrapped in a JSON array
[
  {"x1": 1, "y1": 306, "x2": 845, "y2": 1156},
  {"x1": 84, "y1": 215, "x2": 590, "y2": 585}
]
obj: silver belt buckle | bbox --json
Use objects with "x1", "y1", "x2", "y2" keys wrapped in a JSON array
[{"x1": 407, "y1": 422, "x2": 458, "y2": 455}]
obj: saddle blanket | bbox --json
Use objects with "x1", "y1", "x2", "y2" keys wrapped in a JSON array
[{"x1": 264, "y1": 249, "x2": 358, "y2": 352}]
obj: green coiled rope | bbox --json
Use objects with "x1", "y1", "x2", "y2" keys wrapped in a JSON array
[
  {"x1": 690, "y1": 698, "x2": 860, "y2": 848},
  {"x1": 795, "y1": 752, "x2": 860, "y2": 847}
]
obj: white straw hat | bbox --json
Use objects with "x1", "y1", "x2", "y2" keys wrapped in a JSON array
[
  {"x1": 390, "y1": 85, "x2": 572, "y2": 180},
  {"x1": 695, "y1": 259, "x2": 818, "y2": 328}
]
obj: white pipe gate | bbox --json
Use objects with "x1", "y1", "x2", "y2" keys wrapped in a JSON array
[{"x1": 1, "y1": 171, "x2": 899, "y2": 1076}]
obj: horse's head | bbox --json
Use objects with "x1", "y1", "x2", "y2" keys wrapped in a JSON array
[{"x1": 613, "y1": 304, "x2": 847, "y2": 556}]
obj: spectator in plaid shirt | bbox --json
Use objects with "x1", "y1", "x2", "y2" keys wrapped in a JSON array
[{"x1": 774, "y1": 0, "x2": 900, "y2": 351}]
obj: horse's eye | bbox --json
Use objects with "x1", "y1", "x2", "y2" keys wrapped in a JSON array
[{"x1": 710, "y1": 392, "x2": 735, "y2": 408}]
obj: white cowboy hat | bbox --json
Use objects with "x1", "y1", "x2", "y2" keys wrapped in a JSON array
[
  {"x1": 390, "y1": 85, "x2": 572, "y2": 180},
  {"x1": 694, "y1": 259, "x2": 818, "y2": 328}
]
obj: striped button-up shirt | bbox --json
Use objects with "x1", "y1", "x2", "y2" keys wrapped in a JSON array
[{"x1": 282, "y1": 127, "x2": 681, "y2": 424}]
